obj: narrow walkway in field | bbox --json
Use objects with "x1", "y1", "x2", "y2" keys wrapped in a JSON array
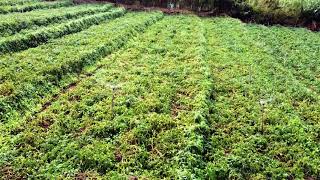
[
  {"x1": 0, "y1": 15, "x2": 214, "y2": 179},
  {"x1": 204, "y1": 17, "x2": 320, "y2": 179}
]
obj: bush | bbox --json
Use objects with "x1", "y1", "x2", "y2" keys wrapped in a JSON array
[{"x1": 103, "y1": 0, "x2": 320, "y2": 22}]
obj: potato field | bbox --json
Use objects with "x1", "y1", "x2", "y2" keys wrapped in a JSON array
[{"x1": 0, "y1": 0, "x2": 319, "y2": 179}]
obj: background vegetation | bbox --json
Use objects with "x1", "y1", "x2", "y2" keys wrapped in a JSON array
[{"x1": 101, "y1": 0, "x2": 320, "y2": 25}]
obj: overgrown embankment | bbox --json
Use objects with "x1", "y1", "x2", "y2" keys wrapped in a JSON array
[{"x1": 74, "y1": 0, "x2": 320, "y2": 31}]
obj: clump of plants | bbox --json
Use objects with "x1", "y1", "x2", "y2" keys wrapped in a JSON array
[{"x1": 234, "y1": 0, "x2": 320, "y2": 23}]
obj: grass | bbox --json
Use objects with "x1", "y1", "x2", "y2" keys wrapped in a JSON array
[{"x1": 0, "y1": 1, "x2": 319, "y2": 179}]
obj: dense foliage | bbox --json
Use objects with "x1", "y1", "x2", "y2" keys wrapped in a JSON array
[
  {"x1": 239, "y1": 0, "x2": 320, "y2": 21},
  {"x1": 0, "y1": 5, "x2": 122, "y2": 54},
  {"x1": 0, "y1": 11, "x2": 162, "y2": 122},
  {"x1": 108, "y1": 0, "x2": 320, "y2": 21},
  {"x1": 204, "y1": 17, "x2": 320, "y2": 179},
  {"x1": 0, "y1": 4, "x2": 116, "y2": 36},
  {"x1": 0, "y1": 0, "x2": 41, "y2": 6},
  {"x1": 0, "y1": 0, "x2": 72, "y2": 14},
  {"x1": 0, "y1": 1, "x2": 320, "y2": 179}
]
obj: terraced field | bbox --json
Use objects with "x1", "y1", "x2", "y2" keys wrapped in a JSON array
[{"x1": 0, "y1": 0, "x2": 319, "y2": 179}]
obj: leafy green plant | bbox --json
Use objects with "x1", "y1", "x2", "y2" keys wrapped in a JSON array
[
  {"x1": 0, "y1": 3, "x2": 113, "y2": 36},
  {"x1": 0, "y1": 7, "x2": 124, "y2": 54},
  {"x1": 0, "y1": 0, "x2": 72, "y2": 14},
  {"x1": 0, "y1": 0, "x2": 41, "y2": 6},
  {"x1": 204, "y1": 17, "x2": 320, "y2": 179},
  {"x1": 0, "y1": 1, "x2": 319, "y2": 179},
  {"x1": 0, "y1": 11, "x2": 163, "y2": 123}
]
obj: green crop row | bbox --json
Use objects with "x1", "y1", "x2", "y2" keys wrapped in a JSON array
[
  {"x1": 0, "y1": 4, "x2": 113, "y2": 36},
  {"x1": 0, "y1": 8, "x2": 125, "y2": 54},
  {"x1": 246, "y1": 24, "x2": 320, "y2": 94},
  {"x1": 0, "y1": 4, "x2": 114, "y2": 38},
  {"x1": 0, "y1": 12, "x2": 163, "y2": 124},
  {"x1": 0, "y1": 15, "x2": 213, "y2": 179},
  {"x1": 0, "y1": 0, "x2": 41, "y2": 6},
  {"x1": 0, "y1": 0, "x2": 72, "y2": 14},
  {"x1": 204, "y1": 18, "x2": 320, "y2": 179}
]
